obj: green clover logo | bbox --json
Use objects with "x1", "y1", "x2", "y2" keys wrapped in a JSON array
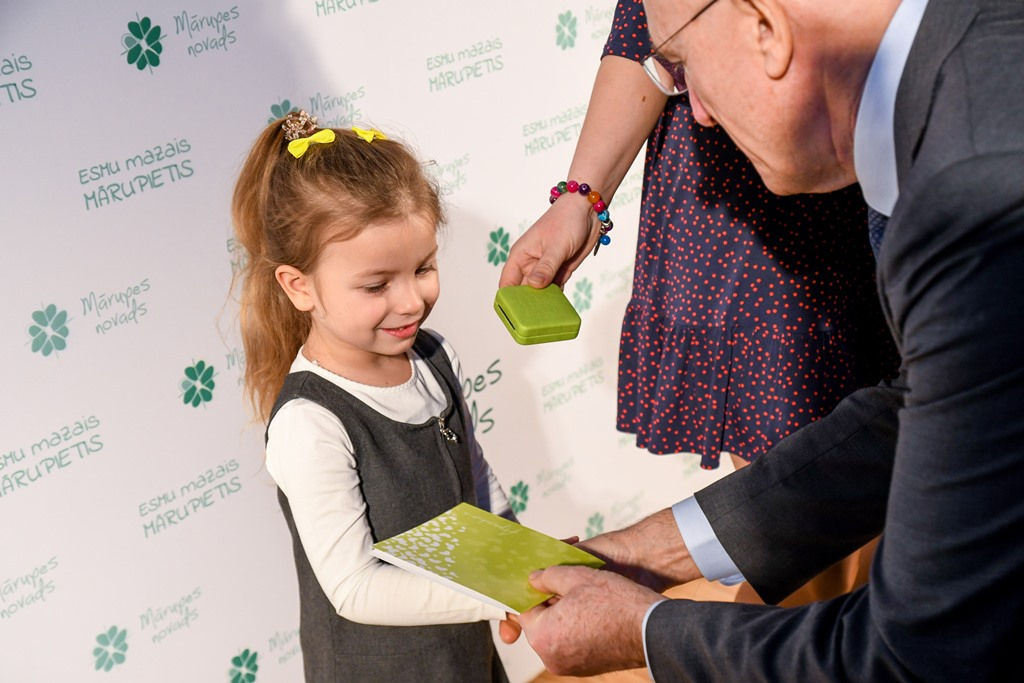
[
  {"x1": 181, "y1": 360, "x2": 216, "y2": 407},
  {"x1": 230, "y1": 648, "x2": 259, "y2": 683},
  {"x1": 268, "y1": 100, "x2": 296, "y2": 124},
  {"x1": 509, "y1": 481, "x2": 529, "y2": 515},
  {"x1": 556, "y1": 11, "x2": 578, "y2": 50},
  {"x1": 28, "y1": 304, "x2": 70, "y2": 357},
  {"x1": 122, "y1": 16, "x2": 165, "y2": 71},
  {"x1": 572, "y1": 278, "x2": 593, "y2": 312},
  {"x1": 585, "y1": 513, "x2": 605, "y2": 539},
  {"x1": 93, "y1": 626, "x2": 128, "y2": 672},
  {"x1": 487, "y1": 227, "x2": 511, "y2": 266}
]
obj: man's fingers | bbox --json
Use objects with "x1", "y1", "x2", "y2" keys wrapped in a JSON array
[
  {"x1": 527, "y1": 568, "x2": 553, "y2": 593},
  {"x1": 528, "y1": 565, "x2": 596, "y2": 596},
  {"x1": 517, "y1": 599, "x2": 546, "y2": 630}
]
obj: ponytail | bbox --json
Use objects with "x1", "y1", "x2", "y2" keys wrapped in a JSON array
[{"x1": 231, "y1": 120, "x2": 312, "y2": 423}]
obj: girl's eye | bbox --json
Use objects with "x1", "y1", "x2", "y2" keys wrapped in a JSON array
[
  {"x1": 363, "y1": 283, "x2": 387, "y2": 294},
  {"x1": 416, "y1": 264, "x2": 437, "y2": 276}
]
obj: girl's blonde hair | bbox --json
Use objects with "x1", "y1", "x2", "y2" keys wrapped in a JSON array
[{"x1": 231, "y1": 117, "x2": 444, "y2": 422}]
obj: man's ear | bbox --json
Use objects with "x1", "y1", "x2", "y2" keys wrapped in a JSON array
[
  {"x1": 275, "y1": 265, "x2": 316, "y2": 312},
  {"x1": 747, "y1": 0, "x2": 793, "y2": 80}
]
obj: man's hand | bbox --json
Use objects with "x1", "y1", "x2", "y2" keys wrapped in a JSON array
[
  {"x1": 578, "y1": 508, "x2": 702, "y2": 591},
  {"x1": 500, "y1": 508, "x2": 701, "y2": 664},
  {"x1": 498, "y1": 198, "x2": 597, "y2": 289},
  {"x1": 518, "y1": 565, "x2": 663, "y2": 676},
  {"x1": 498, "y1": 536, "x2": 579, "y2": 645}
]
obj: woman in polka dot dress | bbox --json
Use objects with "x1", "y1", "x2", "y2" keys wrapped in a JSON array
[
  {"x1": 505, "y1": 0, "x2": 896, "y2": 471},
  {"x1": 607, "y1": 1, "x2": 897, "y2": 471}
]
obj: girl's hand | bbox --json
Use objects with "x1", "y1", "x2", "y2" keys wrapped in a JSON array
[{"x1": 498, "y1": 612, "x2": 522, "y2": 644}]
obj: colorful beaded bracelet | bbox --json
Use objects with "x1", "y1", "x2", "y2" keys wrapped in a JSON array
[{"x1": 549, "y1": 180, "x2": 614, "y2": 255}]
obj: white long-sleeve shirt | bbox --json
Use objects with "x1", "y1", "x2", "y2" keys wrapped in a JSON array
[{"x1": 266, "y1": 330, "x2": 512, "y2": 625}]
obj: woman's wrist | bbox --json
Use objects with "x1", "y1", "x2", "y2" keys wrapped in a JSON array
[{"x1": 548, "y1": 179, "x2": 614, "y2": 254}]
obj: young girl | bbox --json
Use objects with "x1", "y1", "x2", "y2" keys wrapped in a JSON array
[{"x1": 232, "y1": 111, "x2": 513, "y2": 682}]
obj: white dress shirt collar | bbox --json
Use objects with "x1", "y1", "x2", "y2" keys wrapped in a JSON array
[{"x1": 853, "y1": 0, "x2": 930, "y2": 216}]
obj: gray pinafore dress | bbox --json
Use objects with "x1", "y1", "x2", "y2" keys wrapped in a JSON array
[{"x1": 267, "y1": 332, "x2": 508, "y2": 682}]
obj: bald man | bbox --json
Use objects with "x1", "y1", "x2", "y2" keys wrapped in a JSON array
[{"x1": 512, "y1": 1, "x2": 1024, "y2": 680}]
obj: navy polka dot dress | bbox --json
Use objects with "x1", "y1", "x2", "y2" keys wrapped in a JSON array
[{"x1": 606, "y1": 0, "x2": 899, "y2": 469}]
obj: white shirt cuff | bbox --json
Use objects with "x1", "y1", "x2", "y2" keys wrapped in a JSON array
[
  {"x1": 641, "y1": 597, "x2": 669, "y2": 680},
  {"x1": 672, "y1": 497, "x2": 745, "y2": 584}
]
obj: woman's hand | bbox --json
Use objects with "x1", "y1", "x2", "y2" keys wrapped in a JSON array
[{"x1": 498, "y1": 197, "x2": 597, "y2": 289}]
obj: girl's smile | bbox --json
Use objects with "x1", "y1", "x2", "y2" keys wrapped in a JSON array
[{"x1": 382, "y1": 321, "x2": 421, "y2": 339}]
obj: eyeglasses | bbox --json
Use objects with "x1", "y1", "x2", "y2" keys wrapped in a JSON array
[{"x1": 641, "y1": 0, "x2": 720, "y2": 96}]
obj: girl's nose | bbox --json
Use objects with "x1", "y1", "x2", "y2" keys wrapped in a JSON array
[{"x1": 392, "y1": 280, "x2": 425, "y2": 314}]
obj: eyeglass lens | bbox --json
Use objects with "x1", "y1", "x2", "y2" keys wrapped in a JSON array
[{"x1": 644, "y1": 55, "x2": 688, "y2": 96}]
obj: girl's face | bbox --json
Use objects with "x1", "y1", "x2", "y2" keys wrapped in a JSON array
[{"x1": 293, "y1": 213, "x2": 440, "y2": 376}]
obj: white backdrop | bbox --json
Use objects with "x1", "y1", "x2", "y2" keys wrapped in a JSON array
[{"x1": 0, "y1": 2, "x2": 731, "y2": 680}]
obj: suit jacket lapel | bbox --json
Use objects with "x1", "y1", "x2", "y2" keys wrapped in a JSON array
[{"x1": 894, "y1": 0, "x2": 979, "y2": 183}]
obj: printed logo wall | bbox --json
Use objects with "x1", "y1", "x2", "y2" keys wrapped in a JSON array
[{"x1": 1, "y1": 2, "x2": 726, "y2": 681}]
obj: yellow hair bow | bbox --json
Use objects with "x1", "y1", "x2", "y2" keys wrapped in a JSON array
[
  {"x1": 352, "y1": 127, "x2": 387, "y2": 143},
  {"x1": 287, "y1": 128, "x2": 337, "y2": 158}
]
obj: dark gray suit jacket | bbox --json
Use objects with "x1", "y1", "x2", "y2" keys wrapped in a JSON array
[{"x1": 646, "y1": 0, "x2": 1024, "y2": 680}]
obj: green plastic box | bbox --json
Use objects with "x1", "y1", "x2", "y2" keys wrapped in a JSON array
[{"x1": 493, "y1": 284, "x2": 581, "y2": 345}]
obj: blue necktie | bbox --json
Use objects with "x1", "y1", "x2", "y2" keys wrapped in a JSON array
[{"x1": 867, "y1": 207, "x2": 889, "y2": 258}]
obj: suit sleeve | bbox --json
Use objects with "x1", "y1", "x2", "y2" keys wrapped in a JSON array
[
  {"x1": 650, "y1": 154, "x2": 1024, "y2": 681},
  {"x1": 694, "y1": 375, "x2": 902, "y2": 604}
]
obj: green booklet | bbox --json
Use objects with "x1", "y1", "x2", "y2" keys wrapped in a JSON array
[{"x1": 371, "y1": 503, "x2": 605, "y2": 614}]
